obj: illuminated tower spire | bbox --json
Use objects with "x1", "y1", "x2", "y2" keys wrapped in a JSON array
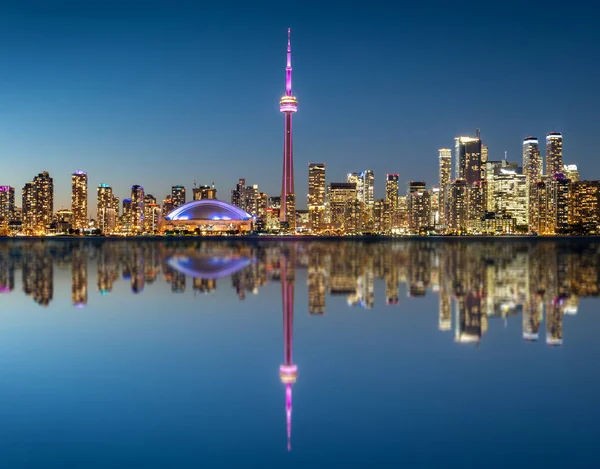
[
  {"x1": 279, "y1": 250, "x2": 297, "y2": 451},
  {"x1": 280, "y1": 28, "x2": 298, "y2": 231}
]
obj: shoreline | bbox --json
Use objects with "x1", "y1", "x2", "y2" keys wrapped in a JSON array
[{"x1": 2, "y1": 234, "x2": 600, "y2": 242}]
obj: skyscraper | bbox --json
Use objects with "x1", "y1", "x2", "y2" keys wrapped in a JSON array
[
  {"x1": 131, "y1": 185, "x2": 145, "y2": 232},
  {"x1": 407, "y1": 181, "x2": 431, "y2": 233},
  {"x1": 455, "y1": 135, "x2": 482, "y2": 183},
  {"x1": 327, "y1": 182, "x2": 357, "y2": 232},
  {"x1": 33, "y1": 171, "x2": 53, "y2": 232},
  {"x1": 97, "y1": 183, "x2": 118, "y2": 234},
  {"x1": 22, "y1": 183, "x2": 35, "y2": 232},
  {"x1": 279, "y1": 29, "x2": 298, "y2": 230},
  {"x1": 438, "y1": 149, "x2": 452, "y2": 225},
  {"x1": 171, "y1": 185, "x2": 186, "y2": 209},
  {"x1": 0, "y1": 186, "x2": 15, "y2": 221},
  {"x1": 71, "y1": 170, "x2": 88, "y2": 230},
  {"x1": 308, "y1": 163, "x2": 326, "y2": 232},
  {"x1": 192, "y1": 185, "x2": 217, "y2": 200},
  {"x1": 523, "y1": 137, "x2": 541, "y2": 230},
  {"x1": 231, "y1": 178, "x2": 246, "y2": 209},
  {"x1": 546, "y1": 132, "x2": 563, "y2": 177},
  {"x1": 22, "y1": 172, "x2": 53, "y2": 234},
  {"x1": 385, "y1": 174, "x2": 399, "y2": 209}
]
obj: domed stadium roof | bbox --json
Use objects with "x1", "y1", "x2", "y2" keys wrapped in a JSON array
[{"x1": 164, "y1": 200, "x2": 252, "y2": 222}]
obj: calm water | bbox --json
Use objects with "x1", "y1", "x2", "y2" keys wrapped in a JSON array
[{"x1": 0, "y1": 238, "x2": 599, "y2": 468}]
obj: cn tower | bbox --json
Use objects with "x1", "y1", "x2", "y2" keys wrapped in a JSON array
[{"x1": 279, "y1": 28, "x2": 298, "y2": 231}]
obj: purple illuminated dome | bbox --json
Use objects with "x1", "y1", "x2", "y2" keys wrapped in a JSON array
[
  {"x1": 160, "y1": 200, "x2": 254, "y2": 234},
  {"x1": 279, "y1": 28, "x2": 298, "y2": 227}
]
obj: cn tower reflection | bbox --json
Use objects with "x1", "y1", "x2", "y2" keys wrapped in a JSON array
[{"x1": 279, "y1": 247, "x2": 297, "y2": 451}]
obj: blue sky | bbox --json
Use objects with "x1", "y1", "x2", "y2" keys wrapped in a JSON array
[{"x1": 0, "y1": 0, "x2": 598, "y2": 211}]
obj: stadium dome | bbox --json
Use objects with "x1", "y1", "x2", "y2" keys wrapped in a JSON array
[{"x1": 160, "y1": 200, "x2": 253, "y2": 233}]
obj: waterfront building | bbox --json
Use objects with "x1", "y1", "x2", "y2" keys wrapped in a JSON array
[
  {"x1": 22, "y1": 172, "x2": 53, "y2": 234},
  {"x1": 327, "y1": 182, "x2": 357, "y2": 232},
  {"x1": 162, "y1": 197, "x2": 175, "y2": 217},
  {"x1": 71, "y1": 170, "x2": 88, "y2": 230},
  {"x1": 455, "y1": 135, "x2": 482, "y2": 183},
  {"x1": 55, "y1": 209, "x2": 74, "y2": 232},
  {"x1": 488, "y1": 167, "x2": 528, "y2": 227},
  {"x1": 245, "y1": 184, "x2": 259, "y2": 216},
  {"x1": 160, "y1": 200, "x2": 253, "y2": 233},
  {"x1": 448, "y1": 179, "x2": 468, "y2": 231},
  {"x1": 407, "y1": 181, "x2": 431, "y2": 234},
  {"x1": 97, "y1": 184, "x2": 118, "y2": 234},
  {"x1": 131, "y1": 185, "x2": 145, "y2": 233},
  {"x1": 385, "y1": 174, "x2": 399, "y2": 209},
  {"x1": 546, "y1": 132, "x2": 563, "y2": 177},
  {"x1": 0, "y1": 186, "x2": 15, "y2": 221},
  {"x1": 438, "y1": 149, "x2": 452, "y2": 225},
  {"x1": 256, "y1": 192, "x2": 268, "y2": 231},
  {"x1": 231, "y1": 178, "x2": 246, "y2": 209},
  {"x1": 308, "y1": 163, "x2": 326, "y2": 232},
  {"x1": 121, "y1": 198, "x2": 133, "y2": 233},
  {"x1": 569, "y1": 181, "x2": 600, "y2": 234},
  {"x1": 171, "y1": 185, "x2": 186, "y2": 209},
  {"x1": 563, "y1": 164, "x2": 579, "y2": 182},
  {"x1": 523, "y1": 137, "x2": 542, "y2": 229},
  {"x1": 279, "y1": 29, "x2": 298, "y2": 231},
  {"x1": 192, "y1": 185, "x2": 217, "y2": 200}
]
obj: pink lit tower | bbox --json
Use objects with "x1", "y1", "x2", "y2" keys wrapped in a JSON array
[
  {"x1": 279, "y1": 28, "x2": 298, "y2": 232},
  {"x1": 279, "y1": 249, "x2": 297, "y2": 451}
]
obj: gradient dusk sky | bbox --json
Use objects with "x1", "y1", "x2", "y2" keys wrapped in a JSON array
[{"x1": 0, "y1": 0, "x2": 598, "y2": 210}]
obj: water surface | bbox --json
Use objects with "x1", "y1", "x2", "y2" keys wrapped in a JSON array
[{"x1": 0, "y1": 238, "x2": 599, "y2": 468}]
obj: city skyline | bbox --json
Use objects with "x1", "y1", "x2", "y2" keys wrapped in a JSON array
[{"x1": 0, "y1": 1, "x2": 597, "y2": 208}]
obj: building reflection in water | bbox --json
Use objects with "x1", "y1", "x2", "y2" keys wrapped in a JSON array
[
  {"x1": 0, "y1": 239, "x2": 597, "y2": 349},
  {"x1": 2, "y1": 238, "x2": 600, "y2": 449}
]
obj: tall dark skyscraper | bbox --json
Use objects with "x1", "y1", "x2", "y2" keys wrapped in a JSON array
[
  {"x1": 279, "y1": 29, "x2": 298, "y2": 230},
  {"x1": 455, "y1": 135, "x2": 482, "y2": 184},
  {"x1": 171, "y1": 185, "x2": 186, "y2": 209}
]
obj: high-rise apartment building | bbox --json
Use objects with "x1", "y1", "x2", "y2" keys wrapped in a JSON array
[
  {"x1": 22, "y1": 172, "x2": 53, "y2": 233},
  {"x1": 131, "y1": 185, "x2": 145, "y2": 232},
  {"x1": 22, "y1": 183, "x2": 35, "y2": 232},
  {"x1": 438, "y1": 149, "x2": 452, "y2": 225},
  {"x1": 71, "y1": 170, "x2": 88, "y2": 230},
  {"x1": 385, "y1": 174, "x2": 399, "y2": 209},
  {"x1": 563, "y1": 164, "x2": 579, "y2": 182},
  {"x1": 455, "y1": 135, "x2": 482, "y2": 183},
  {"x1": 162, "y1": 197, "x2": 175, "y2": 217},
  {"x1": 144, "y1": 194, "x2": 158, "y2": 233},
  {"x1": 546, "y1": 132, "x2": 563, "y2": 177},
  {"x1": 245, "y1": 184, "x2": 259, "y2": 216},
  {"x1": 97, "y1": 184, "x2": 118, "y2": 234},
  {"x1": 34, "y1": 171, "x2": 53, "y2": 231},
  {"x1": 171, "y1": 185, "x2": 186, "y2": 209},
  {"x1": 256, "y1": 192, "x2": 268, "y2": 231},
  {"x1": 551, "y1": 175, "x2": 571, "y2": 233},
  {"x1": 231, "y1": 178, "x2": 246, "y2": 209},
  {"x1": 0, "y1": 186, "x2": 15, "y2": 221},
  {"x1": 327, "y1": 182, "x2": 357, "y2": 231},
  {"x1": 448, "y1": 179, "x2": 468, "y2": 231},
  {"x1": 192, "y1": 185, "x2": 217, "y2": 200},
  {"x1": 122, "y1": 198, "x2": 133, "y2": 233},
  {"x1": 523, "y1": 137, "x2": 541, "y2": 229},
  {"x1": 308, "y1": 163, "x2": 326, "y2": 232},
  {"x1": 569, "y1": 181, "x2": 600, "y2": 234},
  {"x1": 407, "y1": 181, "x2": 431, "y2": 233}
]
